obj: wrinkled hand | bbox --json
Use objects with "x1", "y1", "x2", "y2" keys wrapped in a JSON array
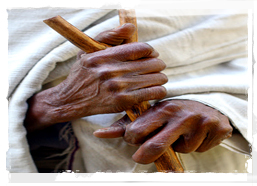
[
  {"x1": 94, "y1": 99, "x2": 233, "y2": 164},
  {"x1": 54, "y1": 42, "x2": 167, "y2": 119},
  {"x1": 25, "y1": 24, "x2": 167, "y2": 132}
]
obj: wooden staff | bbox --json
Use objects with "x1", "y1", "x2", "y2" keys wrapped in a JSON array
[
  {"x1": 118, "y1": 9, "x2": 183, "y2": 173},
  {"x1": 44, "y1": 10, "x2": 184, "y2": 173}
]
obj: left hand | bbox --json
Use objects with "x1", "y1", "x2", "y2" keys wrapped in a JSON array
[
  {"x1": 94, "y1": 99, "x2": 233, "y2": 164},
  {"x1": 24, "y1": 23, "x2": 167, "y2": 132}
]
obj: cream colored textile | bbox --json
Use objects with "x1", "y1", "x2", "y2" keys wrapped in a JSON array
[{"x1": 7, "y1": 8, "x2": 250, "y2": 173}]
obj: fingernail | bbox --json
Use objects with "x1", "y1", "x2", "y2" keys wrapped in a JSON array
[{"x1": 94, "y1": 128, "x2": 110, "y2": 132}]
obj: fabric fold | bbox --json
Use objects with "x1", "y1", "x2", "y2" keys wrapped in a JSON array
[{"x1": 7, "y1": 8, "x2": 250, "y2": 173}]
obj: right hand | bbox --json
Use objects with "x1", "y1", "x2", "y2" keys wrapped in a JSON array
[
  {"x1": 94, "y1": 100, "x2": 233, "y2": 164},
  {"x1": 25, "y1": 24, "x2": 168, "y2": 132}
]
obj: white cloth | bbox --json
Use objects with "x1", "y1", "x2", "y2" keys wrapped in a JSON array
[{"x1": 7, "y1": 8, "x2": 250, "y2": 173}]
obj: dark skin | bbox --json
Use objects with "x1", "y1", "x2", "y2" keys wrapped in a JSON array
[
  {"x1": 25, "y1": 23, "x2": 233, "y2": 164},
  {"x1": 94, "y1": 100, "x2": 233, "y2": 164},
  {"x1": 24, "y1": 24, "x2": 167, "y2": 132}
]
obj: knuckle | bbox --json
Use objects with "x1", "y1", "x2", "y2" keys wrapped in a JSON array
[
  {"x1": 173, "y1": 135, "x2": 195, "y2": 153},
  {"x1": 106, "y1": 79, "x2": 123, "y2": 92},
  {"x1": 126, "y1": 125, "x2": 139, "y2": 136},
  {"x1": 203, "y1": 116, "x2": 220, "y2": 125},
  {"x1": 83, "y1": 55, "x2": 103, "y2": 68},
  {"x1": 115, "y1": 93, "x2": 133, "y2": 104},
  {"x1": 124, "y1": 126, "x2": 143, "y2": 145},
  {"x1": 219, "y1": 125, "x2": 233, "y2": 137},
  {"x1": 98, "y1": 68, "x2": 112, "y2": 80},
  {"x1": 208, "y1": 119, "x2": 233, "y2": 140},
  {"x1": 161, "y1": 101, "x2": 183, "y2": 112},
  {"x1": 133, "y1": 93, "x2": 144, "y2": 103},
  {"x1": 115, "y1": 93, "x2": 126, "y2": 102}
]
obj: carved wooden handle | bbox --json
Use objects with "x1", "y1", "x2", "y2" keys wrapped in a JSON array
[{"x1": 44, "y1": 11, "x2": 184, "y2": 173}]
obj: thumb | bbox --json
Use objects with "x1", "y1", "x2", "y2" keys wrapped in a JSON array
[
  {"x1": 94, "y1": 23, "x2": 136, "y2": 46},
  {"x1": 93, "y1": 114, "x2": 131, "y2": 138}
]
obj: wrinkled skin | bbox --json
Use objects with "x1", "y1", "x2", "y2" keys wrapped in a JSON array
[
  {"x1": 94, "y1": 100, "x2": 233, "y2": 164},
  {"x1": 24, "y1": 23, "x2": 167, "y2": 132},
  {"x1": 25, "y1": 23, "x2": 233, "y2": 165}
]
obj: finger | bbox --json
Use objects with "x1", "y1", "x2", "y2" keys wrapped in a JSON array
[
  {"x1": 196, "y1": 124, "x2": 233, "y2": 152},
  {"x1": 127, "y1": 73, "x2": 168, "y2": 91},
  {"x1": 195, "y1": 133, "x2": 219, "y2": 152},
  {"x1": 96, "y1": 58, "x2": 167, "y2": 82},
  {"x1": 123, "y1": 103, "x2": 168, "y2": 145},
  {"x1": 82, "y1": 42, "x2": 159, "y2": 67},
  {"x1": 103, "y1": 73, "x2": 167, "y2": 93},
  {"x1": 129, "y1": 86, "x2": 167, "y2": 105},
  {"x1": 94, "y1": 23, "x2": 136, "y2": 46},
  {"x1": 120, "y1": 57, "x2": 167, "y2": 75},
  {"x1": 93, "y1": 115, "x2": 130, "y2": 138},
  {"x1": 77, "y1": 24, "x2": 136, "y2": 59},
  {"x1": 131, "y1": 125, "x2": 181, "y2": 164},
  {"x1": 77, "y1": 50, "x2": 85, "y2": 60},
  {"x1": 172, "y1": 131, "x2": 207, "y2": 153}
]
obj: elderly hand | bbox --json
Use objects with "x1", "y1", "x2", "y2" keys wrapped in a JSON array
[
  {"x1": 24, "y1": 24, "x2": 167, "y2": 132},
  {"x1": 94, "y1": 99, "x2": 233, "y2": 164}
]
